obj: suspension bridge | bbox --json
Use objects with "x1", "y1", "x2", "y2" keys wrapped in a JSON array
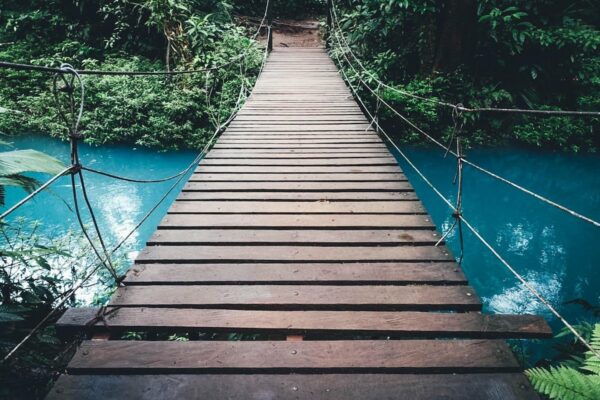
[{"x1": 1, "y1": 1, "x2": 599, "y2": 399}]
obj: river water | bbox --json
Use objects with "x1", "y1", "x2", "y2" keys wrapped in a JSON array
[{"x1": 4, "y1": 134, "x2": 600, "y2": 362}]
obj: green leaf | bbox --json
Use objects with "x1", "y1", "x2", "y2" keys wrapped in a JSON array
[{"x1": 0, "y1": 149, "x2": 65, "y2": 177}]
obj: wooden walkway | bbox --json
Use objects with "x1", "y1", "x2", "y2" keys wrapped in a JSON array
[{"x1": 49, "y1": 48, "x2": 551, "y2": 399}]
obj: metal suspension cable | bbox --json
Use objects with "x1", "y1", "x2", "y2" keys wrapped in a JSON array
[
  {"x1": 0, "y1": 0, "x2": 270, "y2": 77},
  {"x1": 329, "y1": 25, "x2": 600, "y2": 229},
  {"x1": 329, "y1": 1, "x2": 600, "y2": 117},
  {"x1": 332, "y1": 46, "x2": 600, "y2": 359}
]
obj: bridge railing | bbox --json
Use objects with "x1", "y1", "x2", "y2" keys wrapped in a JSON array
[
  {"x1": 328, "y1": 0, "x2": 600, "y2": 359},
  {"x1": 0, "y1": 0, "x2": 273, "y2": 363}
]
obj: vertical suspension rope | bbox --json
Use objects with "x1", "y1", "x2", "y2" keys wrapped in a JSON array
[
  {"x1": 52, "y1": 64, "x2": 122, "y2": 283},
  {"x1": 434, "y1": 105, "x2": 465, "y2": 263}
]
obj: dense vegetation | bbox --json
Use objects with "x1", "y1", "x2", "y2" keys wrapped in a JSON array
[
  {"x1": 0, "y1": 0, "x2": 264, "y2": 149},
  {"x1": 330, "y1": 0, "x2": 600, "y2": 152}
]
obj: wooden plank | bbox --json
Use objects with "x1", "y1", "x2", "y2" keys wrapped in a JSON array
[
  {"x1": 177, "y1": 191, "x2": 419, "y2": 200},
  {"x1": 167, "y1": 201, "x2": 423, "y2": 214},
  {"x1": 233, "y1": 116, "x2": 368, "y2": 121},
  {"x1": 47, "y1": 373, "x2": 540, "y2": 400},
  {"x1": 194, "y1": 165, "x2": 403, "y2": 173},
  {"x1": 137, "y1": 245, "x2": 451, "y2": 263},
  {"x1": 63, "y1": 308, "x2": 551, "y2": 339},
  {"x1": 193, "y1": 166, "x2": 403, "y2": 173},
  {"x1": 217, "y1": 138, "x2": 382, "y2": 143},
  {"x1": 66, "y1": 340, "x2": 516, "y2": 373},
  {"x1": 189, "y1": 174, "x2": 407, "y2": 182},
  {"x1": 110, "y1": 285, "x2": 477, "y2": 310},
  {"x1": 157, "y1": 214, "x2": 433, "y2": 229},
  {"x1": 213, "y1": 143, "x2": 387, "y2": 149},
  {"x1": 211, "y1": 145, "x2": 385, "y2": 150},
  {"x1": 225, "y1": 125, "x2": 372, "y2": 131},
  {"x1": 125, "y1": 262, "x2": 466, "y2": 285},
  {"x1": 219, "y1": 135, "x2": 381, "y2": 140},
  {"x1": 200, "y1": 158, "x2": 396, "y2": 166},
  {"x1": 183, "y1": 182, "x2": 412, "y2": 191},
  {"x1": 149, "y1": 229, "x2": 437, "y2": 244},
  {"x1": 206, "y1": 151, "x2": 390, "y2": 158}
]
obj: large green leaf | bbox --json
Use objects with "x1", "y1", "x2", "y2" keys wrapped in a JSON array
[{"x1": 0, "y1": 150, "x2": 65, "y2": 177}]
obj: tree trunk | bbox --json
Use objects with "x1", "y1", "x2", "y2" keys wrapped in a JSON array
[{"x1": 433, "y1": 0, "x2": 477, "y2": 72}]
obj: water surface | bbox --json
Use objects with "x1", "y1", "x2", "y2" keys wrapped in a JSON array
[
  {"x1": 391, "y1": 144, "x2": 600, "y2": 360},
  {"x1": 4, "y1": 135, "x2": 600, "y2": 361}
]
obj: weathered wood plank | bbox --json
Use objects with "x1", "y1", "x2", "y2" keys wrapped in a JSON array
[
  {"x1": 167, "y1": 201, "x2": 423, "y2": 214},
  {"x1": 189, "y1": 173, "x2": 406, "y2": 182},
  {"x1": 59, "y1": 308, "x2": 551, "y2": 339},
  {"x1": 209, "y1": 149, "x2": 389, "y2": 154},
  {"x1": 183, "y1": 181, "x2": 412, "y2": 191},
  {"x1": 66, "y1": 340, "x2": 516, "y2": 373},
  {"x1": 217, "y1": 138, "x2": 382, "y2": 143},
  {"x1": 125, "y1": 262, "x2": 465, "y2": 285},
  {"x1": 233, "y1": 116, "x2": 368, "y2": 121},
  {"x1": 194, "y1": 165, "x2": 403, "y2": 173},
  {"x1": 137, "y1": 245, "x2": 451, "y2": 263},
  {"x1": 206, "y1": 151, "x2": 390, "y2": 158},
  {"x1": 190, "y1": 174, "x2": 406, "y2": 182},
  {"x1": 200, "y1": 158, "x2": 396, "y2": 166},
  {"x1": 149, "y1": 229, "x2": 436, "y2": 244},
  {"x1": 157, "y1": 214, "x2": 433, "y2": 229},
  {"x1": 226, "y1": 125, "x2": 373, "y2": 131},
  {"x1": 213, "y1": 143, "x2": 387, "y2": 149},
  {"x1": 110, "y1": 285, "x2": 477, "y2": 310},
  {"x1": 177, "y1": 191, "x2": 419, "y2": 200},
  {"x1": 46, "y1": 374, "x2": 540, "y2": 400}
]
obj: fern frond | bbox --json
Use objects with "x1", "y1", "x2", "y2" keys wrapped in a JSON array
[
  {"x1": 582, "y1": 324, "x2": 600, "y2": 374},
  {"x1": 526, "y1": 366, "x2": 600, "y2": 400}
]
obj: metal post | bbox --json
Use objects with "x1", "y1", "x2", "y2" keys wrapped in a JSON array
[
  {"x1": 267, "y1": 0, "x2": 273, "y2": 52},
  {"x1": 326, "y1": 0, "x2": 332, "y2": 49},
  {"x1": 267, "y1": 25, "x2": 273, "y2": 52}
]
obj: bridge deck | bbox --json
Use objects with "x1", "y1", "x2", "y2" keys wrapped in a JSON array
[{"x1": 49, "y1": 48, "x2": 550, "y2": 399}]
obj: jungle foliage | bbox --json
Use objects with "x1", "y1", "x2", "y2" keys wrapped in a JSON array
[
  {"x1": 329, "y1": 0, "x2": 600, "y2": 152},
  {"x1": 0, "y1": 0, "x2": 264, "y2": 149},
  {"x1": 0, "y1": 218, "x2": 129, "y2": 399},
  {"x1": 527, "y1": 323, "x2": 600, "y2": 400}
]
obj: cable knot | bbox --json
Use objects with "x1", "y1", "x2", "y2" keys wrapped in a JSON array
[
  {"x1": 70, "y1": 163, "x2": 82, "y2": 174},
  {"x1": 69, "y1": 130, "x2": 84, "y2": 140}
]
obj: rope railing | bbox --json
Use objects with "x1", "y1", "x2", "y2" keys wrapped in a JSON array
[
  {"x1": 0, "y1": 2, "x2": 272, "y2": 363},
  {"x1": 329, "y1": 21, "x2": 600, "y2": 360},
  {"x1": 329, "y1": 1, "x2": 600, "y2": 118},
  {"x1": 328, "y1": 12, "x2": 600, "y2": 229}
]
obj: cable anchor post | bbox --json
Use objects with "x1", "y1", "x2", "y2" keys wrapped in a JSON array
[
  {"x1": 366, "y1": 83, "x2": 382, "y2": 133},
  {"x1": 326, "y1": 0, "x2": 333, "y2": 49},
  {"x1": 266, "y1": 0, "x2": 273, "y2": 53}
]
